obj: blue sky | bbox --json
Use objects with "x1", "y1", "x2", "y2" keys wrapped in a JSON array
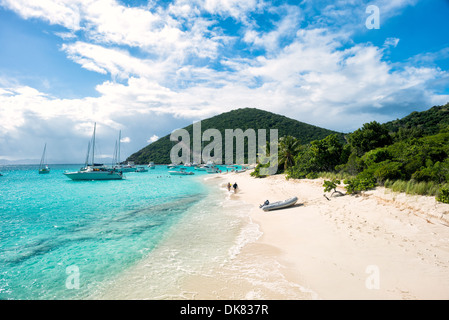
[{"x1": 0, "y1": 0, "x2": 448, "y2": 163}]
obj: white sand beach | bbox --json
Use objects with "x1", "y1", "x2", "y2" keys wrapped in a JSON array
[
  {"x1": 192, "y1": 170, "x2": 449, "y2": 300},
  {"x1": 95, "y1": 170, "x2": 449, "y2": 300}
]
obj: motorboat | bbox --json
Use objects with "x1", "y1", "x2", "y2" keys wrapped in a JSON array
[
  {"x1": 206, "y1": 166, "x2": 221, "y2": 174},
  {"x1": 259, "y1": 196, "x2": 298, "y2": 212},
  {"x1": 148, "y1": 162, "x2": 155, "y2": 169},
  {"x1": 120, "y1": 161, "x2": 137, "y2": 172},
  {"x1": 200, "y1": 161, "x2": 221, "y2": 173},
  {"x1": 136, "y1": 166, "x2": 148, "y2": 172},
  {"x1": 169, "y1": 168, "x2": 194, "y2": 175}
]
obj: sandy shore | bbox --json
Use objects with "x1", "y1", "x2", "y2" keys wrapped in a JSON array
[{"x1": 198, "y1": 170, "x2": 449, "y2": 300}]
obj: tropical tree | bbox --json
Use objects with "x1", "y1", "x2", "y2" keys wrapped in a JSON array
[
  {"x1": 348, "y1": 121, "x2": 392, "y2": 156},
  {"x1": 278, "y1": 136, "x2": 302, "y2": 171},
  {"x1": 309, "y1": 134, "x2": 346, "y2": 172}
]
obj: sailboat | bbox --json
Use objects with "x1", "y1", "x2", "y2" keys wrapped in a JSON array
[
  {"x1": 112, "y1": 130, "x2": 136, "y2": 172},
  {"x1": 64, "y1": 123, "x2": 123, "y2": 181},
  {"x1": 39, "y1": 143, "x2": 50, "y2": 174}
]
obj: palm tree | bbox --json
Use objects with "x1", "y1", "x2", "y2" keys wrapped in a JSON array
[{"x1": 278, "y1": 136, "x2": 301, "y2": 171}]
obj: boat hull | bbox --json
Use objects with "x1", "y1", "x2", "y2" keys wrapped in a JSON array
[
  {"x1": 169, "y1": 171, "x2": 194, "y2": 175},
  {"x1": 261, "y1": 196, "x2": 298, "y2": 211},
  {"x1": 64, "y1": 171, "x2": 123, "y2": 180},
  {"x1": 39, "y1": 169, "x2": 50, "y2": 174}
]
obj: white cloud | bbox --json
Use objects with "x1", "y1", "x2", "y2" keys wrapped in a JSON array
[
  {"x1": 61, "y1": 42, "x2": 155, "y2": 79},
  {"x1": 243, "y1": 5, "x2": 302, "y2": 53},
  {"x1": 384, "y1": 37, "x2": 400, "y2": 48},
  {"x1": 202, "y1": 0, "x2": 265, "y2": 21},
  {"x1": 0, "y1": 0, "x2": 82, "y2": 30},
  {"x1": 147, "y1": 135, "x2": 159, "y2": 143}
]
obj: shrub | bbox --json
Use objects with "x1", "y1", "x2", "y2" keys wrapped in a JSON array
[
  {"x1": 344, "y1": 174, "x2": 377, "y2": 194},
  {"x1": 323, "y1": 179, "x2": 341, "y2": 193},
  {"x1": 372, "y1": 161, "x2": 403, "y2": 183},
  {"x1": 437, "y1": 186, "x2": 449, "y2": 204},
  {"x1": 306, "y1": 172, "x2": 319, "y2": 179},
  {"x1": 250, "y1": 163, "x2": 269, "y2": 178},
  {"x1": 362, "y1": 148, "x2": 391, "y2": 168},
  {"x1": 286, "y1": 168, "x2": 307, "y2": 179}
]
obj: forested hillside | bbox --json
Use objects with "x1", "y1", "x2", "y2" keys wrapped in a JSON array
[{"x1": 127, "y1": 108, "x2": 344, "y2": 164}]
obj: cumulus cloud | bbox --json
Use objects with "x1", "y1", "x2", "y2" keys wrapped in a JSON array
[
  {"x1": 0, "y1": 0, "x2": 447, "y2": 162},
  {"x1": 147, "y1": 135, "x2": 159, "y2": 143}
]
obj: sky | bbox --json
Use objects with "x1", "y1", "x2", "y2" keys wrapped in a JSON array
[{"x1": 0, "y1": 0, "x2": 448, "y2": 164}]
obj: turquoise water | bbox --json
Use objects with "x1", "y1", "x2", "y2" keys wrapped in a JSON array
[{"x1": 0, "y1": 164, "x2": 212, "y2": 299}]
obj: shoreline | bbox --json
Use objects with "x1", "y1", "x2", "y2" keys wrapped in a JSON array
[{"x1": 200, "y1": 170, "x2": 449, "y2": 300}]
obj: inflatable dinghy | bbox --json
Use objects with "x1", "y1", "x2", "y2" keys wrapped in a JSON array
[{"x1": 259, "y1": 196, "x2": 298, "y2": 211}]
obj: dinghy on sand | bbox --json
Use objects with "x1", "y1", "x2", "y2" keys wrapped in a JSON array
[{"x1": 259, "y1": 196, "x2": 298, "y2": 211}]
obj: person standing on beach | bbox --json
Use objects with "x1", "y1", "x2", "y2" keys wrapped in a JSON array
[
  {"x1": 233, "y1": 182, "x2": 238, "y2": 193},
  {"x1": 227, "y1": 182, "x2": 231, "y2": 192}
]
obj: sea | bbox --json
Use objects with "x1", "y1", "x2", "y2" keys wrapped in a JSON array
[
  {"x1": 0, "y1": 164, "x2": 315, "y2": 300},
  {"x1": 0, "y1": 164, "x2": 251, "y2": 299}
]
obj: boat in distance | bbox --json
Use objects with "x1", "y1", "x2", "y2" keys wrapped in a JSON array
[
  {"x1": 64, "y1": 166, "x2": 124, "y2": 180},
  {"x1": 64, "y1": 122, "x2": 123, "y2": 181},
  {"x1": 169, "y1": 168, "x2": 194, "y2": 175},
  {"x1": 39, "y1": 143, "x2": 50, "y2": 174},
  {"x1": 259, "y1": 196, "x2": 298, "y2": 211}
]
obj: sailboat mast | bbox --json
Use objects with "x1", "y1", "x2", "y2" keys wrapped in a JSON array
[
  {"x1": 40, "y1": 143, "x2": 47, "y2": 169},
  {"x1": 85, "y1": 141, "x2": 91, "y2": 167},
  {"x1": 112, "y1": 140, "x2": 117, "y2": 166},
  {"x1": 92, "y1": 122, "x2": 96, "y2": 166},
  {"x1": 118, "y1": 130, "x2": 121, "y2": 166}
]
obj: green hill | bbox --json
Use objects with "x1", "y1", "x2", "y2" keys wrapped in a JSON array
[
  {"x1": 383, "y1": 102, "x2": 449, "y2": 138},
  {"x1": 127, "y1": 108, "x2": 344, "y2": 164}
]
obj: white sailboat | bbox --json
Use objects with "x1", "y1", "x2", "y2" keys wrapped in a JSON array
[
  {"x1": 64, "y1": 123, "x2": 123, "y2": 181},
  {"x1": 39, "y1": 143, "x2": 50, "y2": 174},
  {"x1": 112, "y1": 130, "x2": 136, "y2": 172}
]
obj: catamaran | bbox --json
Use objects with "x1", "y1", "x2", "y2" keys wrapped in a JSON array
[
  {"x1": 64, "y1": 123, "x2": 123, "y2": 181},
  {"x1": 39, "y1": 143, "x2": 50, "y2": 174}
]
